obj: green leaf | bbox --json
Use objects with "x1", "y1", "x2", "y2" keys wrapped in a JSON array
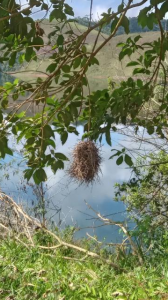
[
  {"x1": 1, "y1": 98, "x2": 8, "y2": 109},
  {"x1": 19, "y1": 54, "x2": 25, "y2": 64},
  {"x1": 46, "y1": 63, "x2": 57, "y2": 73},
  {"x1": 82, "y1": 45, "x2": 87, "y2": 53},
  {"x1": 0, "y1": 4, "x2": 8, "y2": 17},
  {"x1": 147, "y1": 126, "x2": 154, "y2": 135},
  {"x1": 24, "y1": 168, "x2": 34, "y2": 181},
  {"x1": 82, "y1": 76, "x2": 88, "y2": 86},
  {"x1": 119, "y1": 48, "x2": 132, "y2": 61},
  {"x1": 70, "y1": 104, "x2": 78, "y2": 118},
  {"x1": 146, "y1": 13, "x2": 157, "y2": 30},
  {"x1": 60, "y1": 131, "x2": 68, "y2": 144},
  {"x1": 133, "y1": 68, "x2": 150, "y2": 75},
  {"x1": 33, "y1": 168, "x2": 47, "y2": 184},
  {"x1": 64, "y1": 3, "x2": 74, "y2": 16},
  {"x1": 45, "y1": 139, "x2": 56, "y2": 148},
  {"x1": 62, "y1": 111, "x2": 72, "y2": 126},
  {"x1": 12, "y1": 91, "x2": 18, "y2": 101},
  {"x1": 55, "y1": 153, "x2": 68, "y2": 160},
  {"x1": 14, "y1": 79, "x2": 19, "y2": 85},
  {"x1": 5, "y1": 147, "x2": 13, "y2": 156},
  {"x1": 27, "y1": 137, "x2": 35, "y2": 146},
  {"x1": 73, "y1": 57, "x2": 81, "y2": 69},
  {"x1": 118, "y1": 3, "x2": 124, "y2": 13},
  {"x1": 41, "y1": 3, "x2": 48, "y2": 10},
  {"x1": 25, "y1": 47, "x2": 34, "y2": 62},
  {"x1": 16, "y1": 111, "x2": 25, "y2": 118},
  {"x1": 138, "y1": 6, "x2": 152, "y2": 28},
  {"x1": 137, "y1": 79, "x2": 143, "y2": 88},
  {"x1": 22, "y1": 9, "x2": 31, "y2": 16},
  {"x1": 120, "y1": 16, "x2": 130, "y2": 34},
  {"x1": 150, "y1": 0, "x2": 166, "y2": 5},
  {"x1": 81, "y1": 58, "x2": 88, "y2": 69},
  {"x1": 90, "y1": 57, "x2": 99, "y2": 65},
  {"x1": 55, "y1": 70, "x2": 61, "y2": 84},
  {"x1": 111, "y1": 17, "x2": 119, "y2": 33},
  {"x1": 50, "y1": 8, "x2": 66, "y2": 21},
  {"x1": 105, "y1": 130, "x2": 111, "y2": 146},
  {"x1": 62, "y1": 65, "x2": 71, "y2": 73},
  {"x1": 116, "y1": 155, "x2": 123, "y2": 165},
  {"x1": 127, "y1": 61, "x2": 140, "y2": 67},
  {"x1": 46, "y1": 98, "x2": 55, "y2": 106},
  {"x1": 50, "y1": 9, "x2": 60, "y2": 21},
  {"x1": 109, "y1": 152, "x2": 120, "y2": 159},
  {"x1": 160, "y1": 1, "x2": 168, "y2": 18},
  {"x1": 32, "y1": 36, "x2": 44, "y2": 50},
  {"x1": 51, "y1": 160, "x2": 64, "y2": 173},
  {"x1": 125, "y1": 154, "x2": 133, "y2": 166},
  {"x1": 9, "y1": 52, "x2": 17, "y2": 67},
  {"x1": 30, "y1": 0, "x2": 41, "y2": 6},
  {"x1": 117, "y1": 42, "x2": 125, "y2": 47},
  {"x1": 134, "y1": 35, "x2": 142, "y2": 43},
  {"x1": 57, "y1": 35, "x2": 64, "y2": 46},
  {"x1": 43, "y1": 125, "x2": 54, "y2": 138}
]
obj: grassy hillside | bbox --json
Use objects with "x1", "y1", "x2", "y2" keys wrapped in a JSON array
[
  {"x1": 11, "y1": 20, "x2": 160, "y2": 91},
  {"x1": 88, "y1": 31, "x2": 160, "y2": 90}
]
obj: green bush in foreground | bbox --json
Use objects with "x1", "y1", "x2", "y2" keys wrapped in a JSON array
[{"x1": 0, "y1": 235, "x2": 168, "y2": 300}]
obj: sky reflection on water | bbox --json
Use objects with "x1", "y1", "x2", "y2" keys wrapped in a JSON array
[{"x1": 0, "y1": 126, "x2": 136, "y2": 242}]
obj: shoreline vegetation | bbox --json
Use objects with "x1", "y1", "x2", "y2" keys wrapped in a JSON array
[{"x1": 0, "y1": 189, "x2": 168, "y2": 299}]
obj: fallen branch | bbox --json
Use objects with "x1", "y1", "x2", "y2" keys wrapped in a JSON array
[{"x1": 0, "y1": 192, "x2": 124, "y2": 271}]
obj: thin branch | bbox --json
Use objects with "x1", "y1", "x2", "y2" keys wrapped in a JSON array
[
  {"x1": 84, "y1": 200, "x2": 144, "y2": 265},
  {"x1": 0, "y1": 6, "x2": 32, "y2": 21}
]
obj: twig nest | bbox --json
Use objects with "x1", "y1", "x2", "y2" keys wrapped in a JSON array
[{"x1": 68, "y1": 140, "x2": 102, "y2": 184}]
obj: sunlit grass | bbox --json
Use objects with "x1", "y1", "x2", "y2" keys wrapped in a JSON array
[{"x1": 0, "y1": 235, "x2": 168, "y2": 300}]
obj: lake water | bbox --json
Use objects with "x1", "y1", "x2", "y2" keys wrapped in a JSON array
[
  {"x1": 2, "y1": 123, "x2": 167, "y2": 243},
  {"x1": 1, "y1": 124, "x2": 149, "y2": 243}
]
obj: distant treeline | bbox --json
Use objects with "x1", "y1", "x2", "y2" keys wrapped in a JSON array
[{"x1": 77, "y1": 16, "x2": 168, "y2": 35}]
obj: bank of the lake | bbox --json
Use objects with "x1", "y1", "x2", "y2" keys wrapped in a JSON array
[{"x1": 0, "y1": 233, "x2": 168, "y2": 300}]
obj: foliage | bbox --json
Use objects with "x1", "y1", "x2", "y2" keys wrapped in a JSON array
[
  {"x1": 115, "y1": 151, "x2": 168, "y2": 255},
  {"x1": 0, "y1": 0, "x2": 168, "y2": 184},
  {"x1": 153, "y1": 55, "x2": 168, "y2": 103}
]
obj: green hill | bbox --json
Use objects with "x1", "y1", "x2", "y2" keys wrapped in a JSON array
[{"x1": 11, "y1": 20, "x2": 160, "y2": 91}]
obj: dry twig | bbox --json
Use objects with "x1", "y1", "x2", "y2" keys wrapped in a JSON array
[{"x1": 84, "y1": 200, "x2": 144, "y2": 265}]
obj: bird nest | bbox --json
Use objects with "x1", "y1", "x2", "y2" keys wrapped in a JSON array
[{"x1": 68, "y1": 140, "x2": 102, "y2": 184}]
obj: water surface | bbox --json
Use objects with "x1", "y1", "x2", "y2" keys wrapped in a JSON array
[{"x1": 0, "y1": 125, "x2": 135, "y2": 243}]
